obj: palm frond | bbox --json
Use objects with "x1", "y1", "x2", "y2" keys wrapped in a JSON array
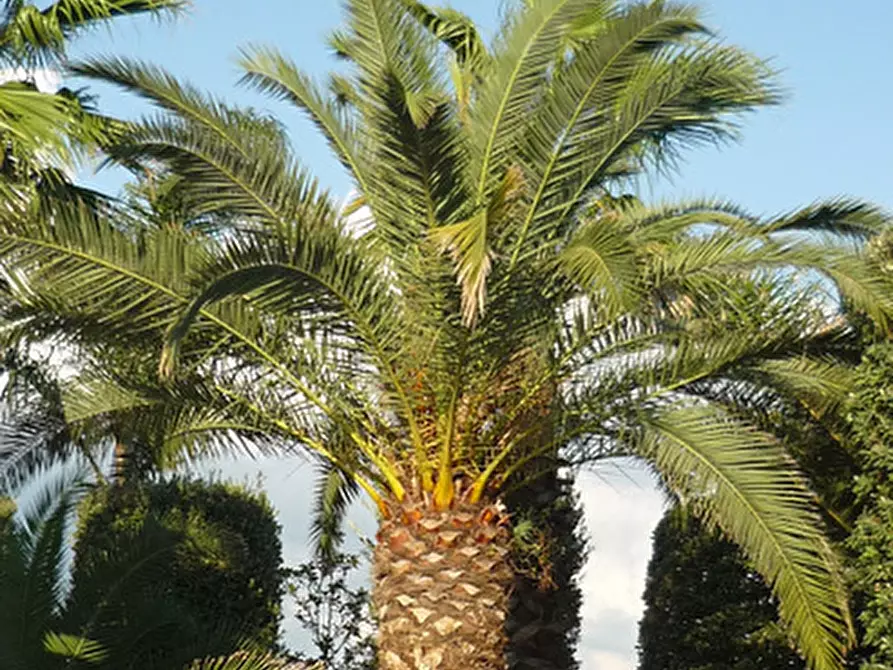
[
  {"x1": 0, "y1": 0, "x2": 183, "y2": 67},
  {"x1": 310, "y1": 460, "x2": 360, "y2": 565},
  {"x1": 186, "y1": 650, "x2": 305, "y2": 670},
  {"x1": 526, "y1": 41, "x2": 778, "y2": 252},
  {"x1": 763, "y1": 198, "x2": 891, "y2": 241},
  {"x1": 511, "y1": 0, "x2": 708, "y2": 262},
  {"x1": 469, "y1": 0, "x2": 600, "y2": 201},
  {"x1": 0, "y1": 348, "x2": 78, "y2": 493},
  {"x1": 0, "y1": 475, "x2": 86, "y2": 669},
  {"x1": 635, "y1": 404, "x2": 852, "y2": 670},
  {"x1": 72, "y1": 57, "x2": 289, "y2": 164},
  {"x1": 237, "y1": 46, "x2": 370, "y2": 198},
  {"x1": 0, "y1": 82, "x2": 72, "y2": 154},
  {"x1": 399, "y1": 0, "x2": 489, "y2": 69},
  {"x1": 43, "y1": 631, "x2": 108, "y2": 664},
  {"x1": 555, "y1": 211, "x2": 641, "y2": 318}
]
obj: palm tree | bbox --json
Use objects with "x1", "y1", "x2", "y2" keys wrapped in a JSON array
[
  {"x1": 0, "y1": 0, "x2": 184, "y2": 215},
  {"x1": 1, "y1": 1, "x2": 892, "y2": 668}
]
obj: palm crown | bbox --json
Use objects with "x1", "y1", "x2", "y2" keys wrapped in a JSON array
[
  {"x1": 0, "y1": 0, "x2": 183, "y2": 167},
  {"x1": 1, "y1": 0, "x2": 891, "y2": 668}
]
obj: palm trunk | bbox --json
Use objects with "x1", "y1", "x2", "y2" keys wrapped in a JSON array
[{"x1": 373, "y1": 497, "x2": 514, "y2": 669}]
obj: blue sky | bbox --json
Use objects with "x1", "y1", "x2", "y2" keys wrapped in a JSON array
[
  {"x1": 53, "y1": 1, "x2": 893, "y2": 668},
  {"x1": 69, "y1": 0, "x2": 893, "y2": 212}
]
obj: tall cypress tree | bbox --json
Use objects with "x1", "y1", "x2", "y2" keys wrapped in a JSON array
[{"x1": 638, "y1": 505, "x2": 806, "y2": 670}]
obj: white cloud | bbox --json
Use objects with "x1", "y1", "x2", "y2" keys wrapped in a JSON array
[
  {"x1": 340, "y1": 191, "x2": 374, "y2": 238},
  {"x1": 0, "y1": 67, "x2": 62, "y2": 93},
  {"x1": 576, "y1": 463, "x2": 666, "y2": 669},
  {"x1": 584, "y1": 649, "x2": 637, "y2": 670}
]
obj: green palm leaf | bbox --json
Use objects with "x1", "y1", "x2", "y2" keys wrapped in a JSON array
[
  {"x1": 635, "y1": 404, "x2": 852, "y2": 670},
  {"x1": 9, "y1": 2, "x2": 889, "y2": 667}
]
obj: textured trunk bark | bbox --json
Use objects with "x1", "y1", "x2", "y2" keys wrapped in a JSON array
[{"x1": 373, "y1": 497, "x2": 514, "y2": 669}]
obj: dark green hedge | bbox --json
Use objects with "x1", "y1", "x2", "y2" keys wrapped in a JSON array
[
  {"x1": 637, "y1": 506, "x2": 805, "y2": 670},
  {"x1": 69, "y1": 477, "x2": 284, "y2": 668}
]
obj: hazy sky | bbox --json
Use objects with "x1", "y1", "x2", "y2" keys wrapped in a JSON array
[{"x1": 57, "y1": 2, "x2": 893, "y2": 668}]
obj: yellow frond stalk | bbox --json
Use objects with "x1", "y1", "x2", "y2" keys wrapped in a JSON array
[
  {"x1": 351, "y1": 432, "x2": 406, "y2": 502},
  {"x1": 433, "y1": 465, "x2": 454, "y2": 510}
]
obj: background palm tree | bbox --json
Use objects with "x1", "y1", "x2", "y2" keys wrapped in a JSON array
[
  {"x1": 0, "y1": 0, "x2": 184, "y2": 197},
  {"x1": 0, "y1": 1, "x2": 891, "y2": 668}
]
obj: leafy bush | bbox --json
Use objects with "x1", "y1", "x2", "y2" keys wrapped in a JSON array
[
  {"x1": 846, "y1": 344, "x2": 893, "y2": 669},
  {"x1": 70, "y1": 477, "x2": 285, "y2": 667},
  {"x1": 286, "y1": 552, "x2": 376, "y2": 670}
]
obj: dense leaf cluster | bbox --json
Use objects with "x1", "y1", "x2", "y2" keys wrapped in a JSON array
[
  {"x1": 72, "y1": 478, "x2": 285, "y2": 664},
  {"x1": 846, "y1": 344, "x2": 893, "y2": 670}
]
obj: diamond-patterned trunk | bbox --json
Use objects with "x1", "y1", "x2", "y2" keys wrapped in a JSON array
[{"x1": 373, "y1": 498, "x2": 514, "y2": 669}]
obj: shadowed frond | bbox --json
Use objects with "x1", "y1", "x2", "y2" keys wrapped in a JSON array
[
  {"x1": 763, "y1": 198, "x2": 890, "y2": 241},
  {"x1": 310, "y1": 460, "x2": 361, "y2": 565},
  {"x1": 186, "y1": 651, "x2": 309, "y2": 670},
  {"x1": 0, "y1": 475, "x2": 87, "y2": 670},
  {"x1": 399, "y1": 0, "x2": 488, "y2": 69}
]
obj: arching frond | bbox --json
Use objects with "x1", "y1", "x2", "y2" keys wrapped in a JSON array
[
  {"x1": 0, "y1": 82, "x2": 71, "y2": 154},
  {"x1": 634, "y1": 404, "x2": 852, "y2": 670},
  {"x1": 555, "y1": 212, "x2": 641, "y2": 318},
  {"x1": 0, "y1": 0, "x2": 183, "y2": 68},
  {"x1": 0, "y1": 476, "x2": 86, "y2": 670},
  {"x1": 763, "y1": 197, "x2": 890, "y2": 241},
  {"x1": 237, "y1": 46, "x2": 369, "y2": 197},
  {"x1": 71, "y1": 57, "x2": 289, "y2": 162},
  {"x1": 399, "y1": 0, "x2": 489, "y2": 69}
]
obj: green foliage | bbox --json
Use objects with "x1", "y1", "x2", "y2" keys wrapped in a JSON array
[
  {"x1": 286, "y1": 552, "x2": 376, "y2": 670},
  {"x1": 186, "y1": 650, "x2": 320, "y2": 670},
  {"x1": 0, "y1": 474, "x2": 292, "y2": 670},
  {"x1": 71, "y1": 477, "x2": 285, "y2": 666},
  {"x1": 0, "y1": 478, "x2": 79, "y2": 670},
  {"x1": 638, "y1": 506, "x2": 806, "y2": 670},
  {"x1": 635, "y1": 315, "x2": 863, "y2": 670},
  {"x1": 846, "y1": 343, "x2": 893, "y2": 669},
  {"x1": 0, "y1": 0, "x2": 182, "y2": 191},
  {"x1": 506, "y1": 472, "x2": 587, "y2": 670},
  {"x1": 0, "y1": 1, "x2": 891, "y2": 667},
  {"x1": 0, "y1": 495, "x2": 14, "y2": 520}
]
